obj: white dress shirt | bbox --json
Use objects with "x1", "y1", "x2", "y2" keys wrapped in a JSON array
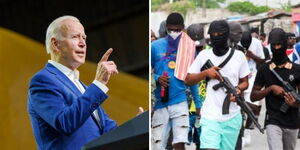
[{"x1": 48, "y1": 60, "x2": 106, "y2": 127}]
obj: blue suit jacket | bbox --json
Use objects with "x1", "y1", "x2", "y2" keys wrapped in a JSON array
[{"x1": 28, "y1": 63, "x2": 117, "y2": 150}]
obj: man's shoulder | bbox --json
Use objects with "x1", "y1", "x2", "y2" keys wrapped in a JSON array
[
  {"x1": 198, "y1": 48, "x2": 212, "y2": 57},
  {"x1": 256, "y1": 62, "x2": 269, "y2": 73},
  {"x1": 251, "y1": 37, "x2": 261, "y2": 44},
  {"x1": 249, "y1": 38, "x2": 262, "y2": 51},
  {"x1": 234, "y1": 49, "x2": 245, "y2": 55},
  {"x1": 292, "y1": 62, "x2": 300, "y2": 70},
  {"x1": 151, "y1": 38, "x2": 167, "y2": 47},
  {"x1": 30, "y1": 65, "x2": 55, "y2": 85},
  {"x1": 232, "y1": 49, "x2": 246, "y2": 59},
  {"x1": 295, "y1": 42, "x2": 300, "y2": 50}
]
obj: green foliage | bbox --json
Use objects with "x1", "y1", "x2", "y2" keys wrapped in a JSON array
[
  {"x1": 152, "y1": 0, "x2": 166, "y2": 11},
  {"x1": 152, "y1": 0, "x2": 226, "y2": 12},
  {"x1": 227, "y1": 1, "x2": 270, "y2": 15},
  {"x1": 191, "y1": 0, "x2": 225, "y2": 8},
  {"x1": 281, "y1": 3, "x2": 292, "y2": 12},
  {"x1": 165, "y1": 1, "x2": 196, "y2": 15}
]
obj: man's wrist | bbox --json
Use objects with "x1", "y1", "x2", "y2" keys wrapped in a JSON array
[{"x1": 93, "y1": 80, "x2": 109, "y2": 93}]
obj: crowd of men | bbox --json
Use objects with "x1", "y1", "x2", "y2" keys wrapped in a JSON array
[{"x1": 151, "y1": 12, "x2": 300, "y2": 150}]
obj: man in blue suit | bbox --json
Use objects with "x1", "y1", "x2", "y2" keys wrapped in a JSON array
[{"x1": 28, "y1": 16, "x2": 119, "y2": 150}]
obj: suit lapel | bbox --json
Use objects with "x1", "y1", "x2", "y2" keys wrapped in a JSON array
[
  {"x1": 46, "y1": 63, "x2": 82, "y2": 97},
  {"x1": 46, "y1": 63, "x2": 103, "y2": 130}
]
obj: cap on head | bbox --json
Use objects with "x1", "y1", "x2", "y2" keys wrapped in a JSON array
[
  {"x1": 186, "y1": 23, "x2": 204, "y2": 41},
  {"x1": 208, "y1": 20, "x2": 229, "y2": 35},
  {"x1": 268, "y1": 28, "x2": 287, "y2": 44},
  {"x1": 228, "y1": 21, "x2": 242, "y2": 34},
  {"x1": 159, "y1": 20, "x2": 167, "y2": 38},
  {"x1": 166, "y1": 12, "x2": 184, "y2": 26},
  {"x1": 286, "y1": 32, "x2": 295, "y2": 38},
  {"x1": 228, "y1": 21, "x2": 242, "y2": 42}
]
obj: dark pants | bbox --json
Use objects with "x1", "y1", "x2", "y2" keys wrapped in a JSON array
[{"x1": 188, "y1": 113, "x2": 201, "y2": 149}]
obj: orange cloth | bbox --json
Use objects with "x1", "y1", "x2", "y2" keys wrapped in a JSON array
[{"x1": 174, "y1": 32, "x2": 195, "y2": 80}]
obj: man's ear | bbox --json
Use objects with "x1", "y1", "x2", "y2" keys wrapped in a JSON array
[{"x1": 51, "y1": 38, "x2": 59, "y2": 52}]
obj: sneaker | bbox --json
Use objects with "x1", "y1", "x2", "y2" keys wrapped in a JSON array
[{"x1": 243, "y1": 129, "x2": 252, "y2": 146}]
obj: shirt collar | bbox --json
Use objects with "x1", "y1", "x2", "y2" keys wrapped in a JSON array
[{"x1": 48, "y1": 60, "x2": 80, "y2": 80}]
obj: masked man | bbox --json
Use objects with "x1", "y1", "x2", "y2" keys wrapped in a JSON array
[
  {"x1": 251, "y1": 28, "x2": 300, "y2": 150},
  {"x1": 186, "y1": 20, "x2": 250, "y2": 150},
  {"x1": 240, "y1": 31, "x2": 266, "y2": 147}
]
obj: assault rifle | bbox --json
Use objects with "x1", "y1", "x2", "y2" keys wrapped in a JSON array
[
  {"x1": 270, "y1": 67, "x2": 300, "y2": 113},
  {"x1": 202, "y1": 59, "x2": 264, "y2": 133}
]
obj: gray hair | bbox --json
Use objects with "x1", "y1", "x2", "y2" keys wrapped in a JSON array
[{"x1": 45, "y1": 15, "x2": 80, "y2": 54}]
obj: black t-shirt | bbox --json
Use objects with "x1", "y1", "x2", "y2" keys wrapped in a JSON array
[{"x1": 254, "y1": 62, "x2": 300, "y2": 129}]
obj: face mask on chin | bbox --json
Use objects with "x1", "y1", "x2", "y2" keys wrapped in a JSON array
[{"x1": 168, "y1": 31, "x2": 182, "y2": 40}]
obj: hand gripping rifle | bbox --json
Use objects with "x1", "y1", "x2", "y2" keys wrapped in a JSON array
[
  {"x1": 269, "y1": 66, "x2": 300, "y2": 113},
  {"x1": 202, "y1": 59, "x2": 264, "y2": 133}
]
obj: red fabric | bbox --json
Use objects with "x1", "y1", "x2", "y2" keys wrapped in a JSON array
[
  {"x1": 286, "y1": 48, "x2": 294, "y2": 56},
  {"x1": 174, "y1": 32, "x2": 195, "y2": 80}
]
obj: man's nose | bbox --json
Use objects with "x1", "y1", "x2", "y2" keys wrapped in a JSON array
[{"x1": 79, "y1": 38, "x2": 86, "y2": 48}]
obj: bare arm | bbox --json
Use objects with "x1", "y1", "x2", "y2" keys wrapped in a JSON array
[
  {"x1": 185, "y1": 72, "x2": 208, "y2": 86},
  {"x1": 237, "y1": 76, "x2": 249, "y2": 92},
  {"x1": 185, "y1": 66, "x2": 222, "y2": 86},
  {"x1": 230, "y1": 76, "x2": 249, "y2": 102},
  {"x1": 246, "y1": 51, "x2": 265, "y2": 64},
  {"x1": 250, "y1": 84, "x2": 285, "y2": 102}
]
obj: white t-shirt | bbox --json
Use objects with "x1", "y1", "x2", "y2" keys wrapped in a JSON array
[
  {"x1": 244, "y1": 38, "x2": 265, "y2": 105},
  {"x1": 246, "y1": 38, "x2": 265, "y2": 90},
  {"x1": 188, "y1": 48, "x2": 250, "y2": 121}
]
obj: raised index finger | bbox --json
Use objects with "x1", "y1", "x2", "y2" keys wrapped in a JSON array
[{"x1": 100, "y1": 48, "x2": 113, "y2": 62}]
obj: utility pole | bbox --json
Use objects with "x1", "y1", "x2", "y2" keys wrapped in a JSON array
[{"x1": 202, "y1": 0, "x2": 206, "y2": 17}]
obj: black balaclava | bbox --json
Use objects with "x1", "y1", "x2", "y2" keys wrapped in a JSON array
[
  {"x1": 228, "y1": 21, "x2": 242, "y2": 43},
  {"x1": 241, "y1": 31, "x2": 252, "y2": 51},
  {"x1": 208, "y1": 20, "x2": 230, "y2": 56},
  {"x1": 268, "y1": 28, "x2": 289, "y2": 65}
]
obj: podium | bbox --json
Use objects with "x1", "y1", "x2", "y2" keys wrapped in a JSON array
[{"x1": 82, "y1": 111, "x2": 149, "y2": 150}]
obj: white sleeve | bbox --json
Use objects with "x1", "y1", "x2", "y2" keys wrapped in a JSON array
[
  {"x1": 239, "y1": 53, "x2": 251, "y2": 78},
  {"x1": 249, "y1": 38, "x2": 265, "y2": 59},
  {"x1": 188, "y1": 52, "x2": 203, "y2": 74}
]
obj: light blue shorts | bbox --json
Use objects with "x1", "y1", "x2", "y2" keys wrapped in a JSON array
[{"x1": 200, "y1": 113, "x2": 242, "y2": 150}]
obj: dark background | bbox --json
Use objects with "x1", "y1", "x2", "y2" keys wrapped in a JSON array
[{"x1": 0, "y1": 0, "x2": 149, "y2": 79}]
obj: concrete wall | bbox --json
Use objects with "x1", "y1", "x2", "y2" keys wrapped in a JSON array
[
  {"x1": 226, "y1": 0, "x2": 299, "y2": 8},
  {"x1": 151, "y1": 8, "x2": 241, "y2": 37}
]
